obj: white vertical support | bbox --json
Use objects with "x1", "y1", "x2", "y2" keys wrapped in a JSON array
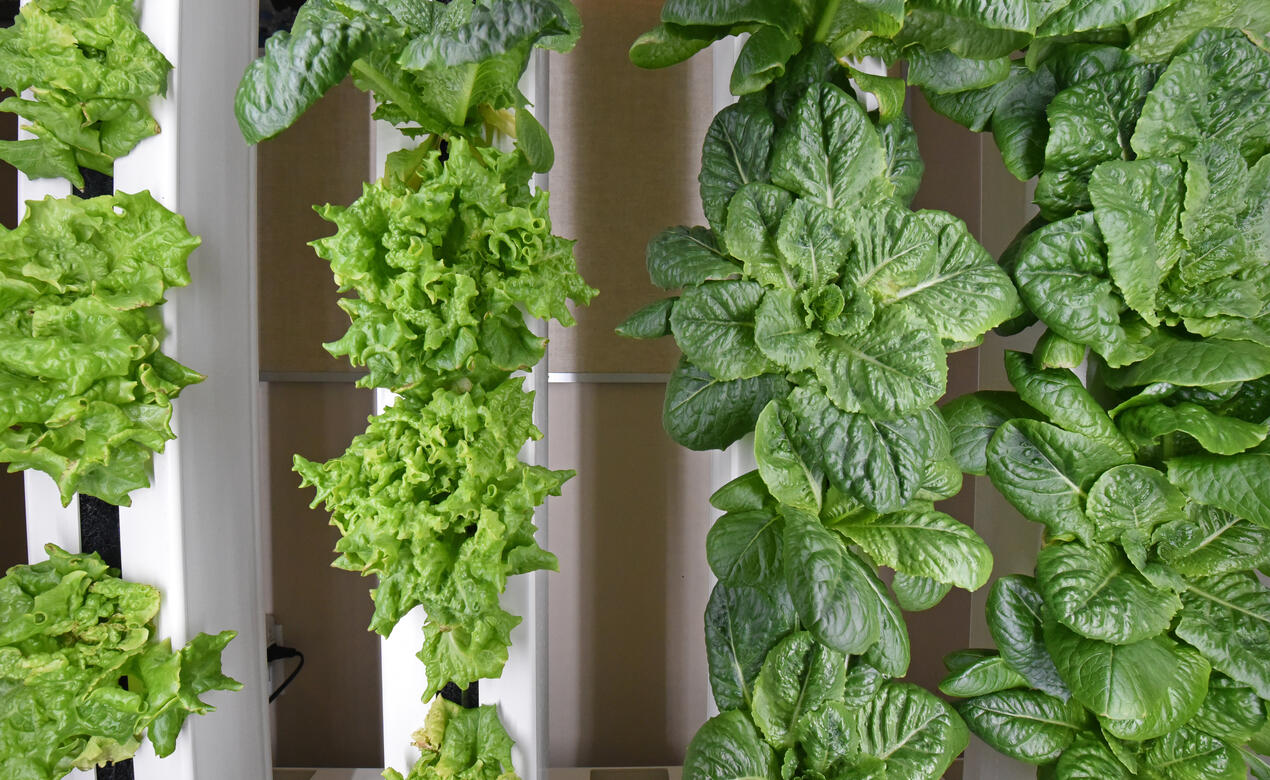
[
  {"x1": 116, "y1": 2, "x2": 270, "y2": 779},
  {"x1": 378, "y1": 55, "x2": 551, "y2": 780}
]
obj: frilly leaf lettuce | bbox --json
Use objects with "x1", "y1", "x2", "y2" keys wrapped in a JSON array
[
  {"x1": 313, "y1": 139, "x2": 595, "y2": 397},
  {"x1": 0, "y1": 0, "x2": 171, "y2": 187},
  {"x1": 295, "y1": 380, "x2": 568, "y2": 697},
  {"x1": 383, "y1": 698, "x2": 518, "y2": 780},
  {"x1": 0, "y1": 545, "x2": 239, "y2": 780},
  {"x1": 0, "y1": 192, "x2": 202, "y2": 506}
]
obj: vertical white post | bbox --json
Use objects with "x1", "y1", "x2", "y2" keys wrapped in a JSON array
[{"x1": 378, "y1": 56, "x2": 551, "y2": 780}]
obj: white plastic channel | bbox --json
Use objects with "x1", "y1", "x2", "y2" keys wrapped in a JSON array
[
  {"x1": 377, "y1": 55, "x2": 551, "y2": 780},
  {"x1": 20, "y1": 1, "x2": 272, "y2": 778}
]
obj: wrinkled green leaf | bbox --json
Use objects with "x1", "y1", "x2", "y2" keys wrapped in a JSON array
[
  {"x1": 662, "y1": 358, "x2": 791, "y2": 451},
  {"x1": 858, "y1": 682, "x2": 969, "y2": 780},
  {"x1": 988, "y1": 575, "x2": 1071, "y2": 699},
  {"x1": 1175, "y1": 571, "x2": 1270, "y2": 699},
  {"x1": 955, "y1": 689, "x2": 1088, "y2": 764},
  {"x1": 705, "y1": 582, "x2": 798, "y2": 711},
  {"x1": 752, "y1": 631, "x2": 846, "y2": 748}
]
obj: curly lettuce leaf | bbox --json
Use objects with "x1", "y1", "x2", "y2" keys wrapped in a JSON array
[
  {"x1": 0, "y1": 0, "x2": 171, "y2": 186},
  {"x1": 0, "y1": 545, "x2": 239, "y2": 780},
  {"x1": 384, "y1": 698, "x2": 519, "y2": 780},
  {"x1": 0, "y1": 193, "x2": 202, "y2": 506}
]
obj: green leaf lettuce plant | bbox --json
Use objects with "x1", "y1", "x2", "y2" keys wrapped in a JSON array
[
  {"x1": 0, "y1": 0, "x2": 172, "y2": 188},
  {"x1": 0, "y1": 545, "x2": 240, "y2": 780}
]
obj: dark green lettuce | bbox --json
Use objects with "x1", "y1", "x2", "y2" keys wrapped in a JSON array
[
  {"x1": 0, "y1": 192, "x2": 202, "y2": 506},
  {"x1": 0, "y1": 545, "x2": 239, "y2": 780},
  {"x1": 0, "y1": 0, "x2": 171, "y2": 187}
]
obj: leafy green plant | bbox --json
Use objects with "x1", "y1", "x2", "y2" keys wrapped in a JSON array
[
  {"x1": 623, "y1": 9, "x2": 1029, "y2": 777},
  {"x1": 0, "y1": 544, "x2": 240, "y2": 780},
  {"x1": 239, "y1": 1, "x2": 590, "y2": 775},
  {"x1": 942, "y1": 350, "x2": 1270, "y2": 778},
  {"x1": 0, "y1": 0, "x2": 172, "y2": 188},
  {"x1": 0, "y1": 192, "x2": 202, "y2": 506}
]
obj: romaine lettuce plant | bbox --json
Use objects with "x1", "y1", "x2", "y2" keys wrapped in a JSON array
[
  {"x1": 942, "y1": 351, "x2": 1270, "y2": 778},
  {"x1": 622, "y1": 7, "x2": 1029, "y2": 777},
  {"x1": 0, "y1": 192, "x2": 203, "y2": 506},
  {"x1": 239, "y1": 1, "x2": 591, "y2": 774},
  {"x1": 0, "y1": 0, "x2": 172, "y2": 188},
  {"x1": 0, "y1": 545, "x2": 240, "y2": 780}
]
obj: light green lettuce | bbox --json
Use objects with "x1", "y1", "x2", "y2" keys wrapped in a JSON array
[
  {"x1": 0, "y1": 545, "x2": 239, "y2": 780},
  {"x1": 383, "y1": 698, "x2": 518, "y2": 780},
  {"x1": 0, "y1": 192, "x2": 202, "y2": 506},
  {"x1": 0, "y1": 0, "x2": 171, "y2": 187}
]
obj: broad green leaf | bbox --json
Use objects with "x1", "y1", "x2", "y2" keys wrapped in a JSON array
[
  {"x1": 235, "y1": 0, "x2": 377, "y2": 144},
  {"x1": 661, "y1": 0, "x2": 804, "y2": 28},
  {"x1": 1192, "y1": 675, "x2": 1266, "y2": 743},
  {"x1": 615, "y1": 298, "x2": 675, "y2": 340},
  {"x1": 845, "y1": 201, "x2": 938, "y2": 300},
  {"x1": 988, "y1": 575, "x2": 1071, "y2": 699},
  {"x1": 707, "y1": 508, "x2": 783, "y2": 586},
  {"x1": 1089, "y1": 158, "x2": 1185, "y2": 325},
  {"x1": 858, "y1": 682, "x2": 969, "y2": 780},
  {"x1": 849, "y1": 66, "x2": 907, "y2": 123},
  {"x1": 1139, "y1": 727, "x2": 1245, "y2": 780},
  {"x1": 1108, "y1": 331, "x2": 1270, "y2": 389},
  {"x1": 662, "y1": 358, "x2": 791, "y2": 451},
  {"x1": 646, "y1": 226, "x2": 740, "y2": 290},
  {"x1": 783, "y1": 508, "x2": 879, "y2": 655},
  {"x1": 399, "y1": 0, "x2": 569, "y2": 68},
  {"x1": 755, "y1": 400, "x2": 823, "y2": 512},
  {"x1": 754, "y1": 289, "x2": 818, "y2": 371},
  {"x1": 1035, "y1": 330, "x2": 1087, "y2": 369},
  {"x1": 905, "y1": 0, "x2": 1040, "y2": 32},
  {"x1": 878, "y1": 116, "x2": 923, "y2": 206},
  {"x1": 822, "y1": 0, "x2": 906, "y2": 42},
  {"x1": 1003, "y1": 350, "x2": 1133, "y2": 457},
  {"x1": 770, "y1": 82, "x2": 889, "y2": 209},
  {"x1": 795, "y1": 702, "x2": 857, "y2": 775},
  {"x1": 837, "y1": 510, "x2": 991, "y2": 591},
  {"x1": 897, "y1": 6, "x2": 1030, "y2": 59},
  {"x1": 941, "y1": 390, "x2": 1038, "y2": 476},
  {"x1": 1037, "y1": 0, "x2": 1178, "y2": 36},
  {"x1": 1013, "y1": 214, "x2": 1151, "y2": 367},
  {"x1": 791, "y1": 389, "x2": 947, "y2": 514},
  {"x1": 955, "y1": 689, "x2": 1088, "y2": 764},
  {"x1": 775, "y1": 199, "x2": 850, "y2": 293},
  {"x1": 700, "y1": 101, "x2": 776, "y2": 235},
  {"x1": 1130, "y1": 2, "x2": 1270, "y2": 62},
  {"x1": 1119, "y1": 402, "x2": 1268, "y2": 455},
  {"x1": 1037, "y1": 540, "x2": 1180, "y2": 644},
  {"x1": 885, "y1": 212, "x2": 1023, "y2": 345},
  {"x1": 731, "y1": 25, "x2": 801, "y2": 95},
  {"x1": 514, "y1": 105, "x2": 554, "y2": 173},
  {"x1": 704, "y1": 582, "x2": 798, "y2": 710},
  {"x1": 1167, "y1": 453, "x2": 1270, "y2": 528},
  {"x1": 907, "y1": 48, "x2": 1011, "y2": 94},
  {"x1": 1176, "y1": 571, "x2": 1270, "y2": 699},
  {"x1": 671, "y1": 280, "x2": 778, "y2": 381},
  {"x1": 814, "y1": 307, "x2": 947, "y2": 419},
  {"x1": 724, "y1": 182, "x2": 796, "y2": 287},
  {"x1": 1036, "y1": 65, "x2": 1160, "y2": 219},
  {"x1": 850, "y1": 548, "x2": 911, "y2": 678},
  {"x1": 683, "y1": 711, "x2": 779, "y2": 780},
  {"x1": 892, "y1": 572, "x2": 952, "y2": 612},
  {"x1": 1131, "y1": 32, "x2": 1270, "y2": 163},
  {"x1": 986, "y1": 419, "x2": 1131, "y2": 542},
  {"x1": 710, "y1": 470, "x2": 772, "y2": 513},
  {"x1": 751, "y1": 632, "x2": 846, "y2": 748},
  {"x1": 843, "y1": 659, "x2": 886, "y2": 710},
  {"x1": 1086, "y1": 464, "x2": 1186, "y2": 544},
  {"x1": 1154, "y1": 504, "x2": 1270, "y2": 576},
  {"x1": 629, "y1": 23, "x2": 719, "y2": 69},
  {"x1": 1045, "y1": 622, "x2": 1209, "y2": 736},
  {"x1": 939, "y1": 652, "x2": 1029, "y2": 697},
  {"x1": 1054, "y1": 735, "x2": 1134, "y2": 779}
]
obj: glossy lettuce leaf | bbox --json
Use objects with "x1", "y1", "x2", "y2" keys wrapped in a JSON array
[
  {"x1": 751, "y1": 631, "x2": 846, "y2": 748},
  {"x1": 682, "y1": 711, "x2": 779, "y2": 780},
  {"x1": 857, "y1": 682, "x2": 969, "y2": 780},
  {"x1": 295, "y1": 380, "x2": 568, "y2": 698},
  {"x1": 0, "y1": 545, "x2": 239, "y2": 780},
  {"x1": 835, "y1": 508, "x2": 992, "y2": 591},
  {"x1": 0, "y1": 192, "x2": 202, "y2": 506},
  {"x1": 1154, "y1": 504, "x2": 1270, "y2": 576},
  {"x1": 941, "y1": 390, "x2": 1039, "y2": 476},
  {"x1": 705, "y1": 581, "x2": 798, "y2": 711},
  {"x1": 1175, "y1": 571, "x2": 1270, "y2": 699},
  {"x1": 383, "y1": 698, "x2": 518, "y2": 780},
  {"x1": 314, "y1": 140, "x2": 595, "y2": 397},
  {"x1": 0, "y1": 0, "x2": 171, "y2": 186},
  {"x1": 987, "y1": 575, "x2": 1072, "y2": 699},
  {"x1": 955, "y1": 689, "x2": 1089, "y2": 764},
  {"x1": 663, "y1": 359, "x2": 791, "y2": 451}
]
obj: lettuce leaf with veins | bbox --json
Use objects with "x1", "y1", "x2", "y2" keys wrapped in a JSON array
[
  {"x1": 383, "y1": 698, "x2": 519, "y2": 780},
  {"x1": 313, "y1": 139, "x2": 595, "y2": 397},
  {"x1": 0, "y1": 193, "x2": 202, "y2": 506},
  {"x1": 0, "y1": 0, "x2": 171, "y2": 187},
  {"x1": 295, "y1": 379, "x2": 569, "y2": 698},
  {"x1": 0, "y1": 545, "x2": 239, "y2": 780}
]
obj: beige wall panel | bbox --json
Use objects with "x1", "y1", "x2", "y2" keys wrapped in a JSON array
[
  {"x1": 546, "y1": 0, "x2": 714, "y2": 374},
  {"x1": 547, "y1": 382, "x2": 713, "y2": 767},
  {"x1": 258, "y1": 82, "x2": 369, "y2": 376},
  {"x1": 267, "y1": 382, "x2": 381, "y2": 767}
]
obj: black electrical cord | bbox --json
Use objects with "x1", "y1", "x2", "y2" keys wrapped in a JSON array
[{"x1": 267, "y1": 643, "x2": 306, "y2": 703}]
